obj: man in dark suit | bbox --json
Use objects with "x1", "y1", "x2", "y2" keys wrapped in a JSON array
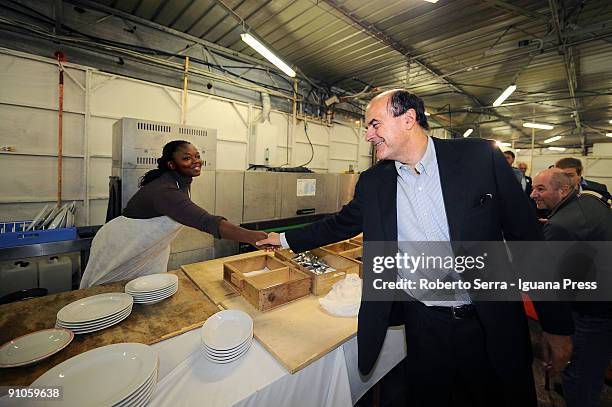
[
  {"x1": 518, "y1": 161, "x2": 533, "y2": 197},
  {"x1": 531, "y1": 168, "x2": 612, "y2": 407},
  {"x1": 257, "y1": 90, "x2": 572, "y2": 406},
  {"x1": 555, "y1": 157, "x2": 611, "y2": 206}
]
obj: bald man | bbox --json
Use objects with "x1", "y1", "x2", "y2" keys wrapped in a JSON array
[
  {"x1": 531, "y1": 168, "x2": 612, "y2": 407},
  {"x1": 259, "y1": 90, "x2": 573, "y2": 406}
]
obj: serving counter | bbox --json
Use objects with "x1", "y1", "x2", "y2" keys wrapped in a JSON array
[{"x1": 0, "y1": 250, "x2": 406, "y2": 406}]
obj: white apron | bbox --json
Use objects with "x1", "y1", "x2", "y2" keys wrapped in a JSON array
[{"x1": 79, "y1": 215, "x2": 183, "y2": 288}]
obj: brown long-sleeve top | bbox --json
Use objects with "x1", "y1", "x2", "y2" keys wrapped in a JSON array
[{"x1": 123, "y1": 171, "x2": 224, "y2": 238}]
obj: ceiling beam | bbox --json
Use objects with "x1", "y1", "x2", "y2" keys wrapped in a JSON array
[
  {"x1": 321, "y1": 0, "x2": 531, "y2": 141},
  {"x1": 480, "y1": 0, "x2": 549, "y2": 22}
]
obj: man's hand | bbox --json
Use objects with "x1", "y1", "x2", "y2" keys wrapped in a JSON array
[
  {"x1": 256, "y1": 232, "x2": 282, "y2": 251},
  {"x1": 541, "y1": 332, "x2": 572, "y2": 377}
]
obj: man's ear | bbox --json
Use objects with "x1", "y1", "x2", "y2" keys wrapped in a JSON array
[{"x1": 404, "y1": 108, "x2": 417, "y2": 129}]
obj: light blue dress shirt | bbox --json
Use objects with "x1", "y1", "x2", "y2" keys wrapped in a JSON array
[{"x1": 395, "y1": 137, "x2": 470, "y2": 305}]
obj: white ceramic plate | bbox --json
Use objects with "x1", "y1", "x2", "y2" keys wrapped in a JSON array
[
  {"x1": 57, "y1": 306, "x2": 132, "y2": 328},
  {"x1": 56, "y1": 305, "x2": 132, "y2": 327},
  {"x1": 131, "y1": 287, "x2": 178, "y2": 302},
  {"x1": 57, "y1": 311, "x2": 132, "y2": 335},
  {"x1": 31, "y1": 343, "x2": 158, "y2": 407},
  {"x1": 204, "y1": 337, "x2": 252, "y2": 359},
  {"x1": 0, "y1": 328, "x2": 73, "y2": 368},
  {"x1": 48, "y1": 206, "x2": 68, "y2": 230},
  {"x1": 128, "y1": 283, "x2": 178, "y2": 298},
  {"x1": 203, "y1": 341, "x2": 252, "y2": 364},
  {"x1": 55, "y1": 307, "x2": 132, "y2": 329},
  {"x1": 203, "y1": 333, "x2": 253, "y2": 356},
  {"x1": 57, "y1": 293, "x2": 133, "y2": 324},
  {"x1": 201, "y1": 310, "x2": 253, "y2": 351},
  {"x1": 125, "y1": 273, "x2": 178, "y2": 293},
  {"x1": 116, "y1": 367, "x2": 157, "y2": 407},
  {"x1": 41, "y1": 205, "x2": 62, "y2": 228},
  {"x1": 26, "y1": 204, "x2": 51, "y2": 231}
]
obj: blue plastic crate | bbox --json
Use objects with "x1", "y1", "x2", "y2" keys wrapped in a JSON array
[{"x1": 0, "y1": 221, "x2": 77, "y2": 248}]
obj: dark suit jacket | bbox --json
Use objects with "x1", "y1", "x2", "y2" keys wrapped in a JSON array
[
  {"x1": 582, "y1": 178, "x2": 612, "y2": 205},
  {"x1": 285, "y1": 137, "x2": 573, "y2": 379},
  {"x1": 543, "y1": 190, "x2": 612, "y2": 318},
  {"x1": 524, "y1": 175, "x2": 533, "y2": 197}
]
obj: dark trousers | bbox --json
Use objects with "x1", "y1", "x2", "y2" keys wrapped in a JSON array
[
  {"x1": 563, "y1": 311, "x2": 612, "y2": 407},
  {"x1": 402, "y1": 301, "x2": 536, "y2": 407}
]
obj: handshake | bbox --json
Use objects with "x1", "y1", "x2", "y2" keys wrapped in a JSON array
[{"x1": 251, "y1": 231, "x2": 283, "y2": 251}]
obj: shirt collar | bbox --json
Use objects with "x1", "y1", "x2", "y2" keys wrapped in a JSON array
[{"x1": 394, "y1": 136, "x2": 436, "y2": 175}]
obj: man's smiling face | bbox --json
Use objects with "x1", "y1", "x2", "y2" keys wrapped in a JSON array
[{"x1": 365, "y1": 95, "x2": 410, "y2": 162}]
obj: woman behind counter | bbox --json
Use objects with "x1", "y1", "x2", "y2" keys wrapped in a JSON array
[{"x1": 80, "y1": 140, "x2": 267, "y2": 288}]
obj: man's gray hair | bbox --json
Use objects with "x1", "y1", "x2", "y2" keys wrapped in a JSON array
[{"x1": 549, "y1": 171, "x2": 572, "y2": 190}]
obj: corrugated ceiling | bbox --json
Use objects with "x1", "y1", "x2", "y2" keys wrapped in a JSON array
[{"x1": 88, "y1": 0, "x2": 612, "y2": 148}]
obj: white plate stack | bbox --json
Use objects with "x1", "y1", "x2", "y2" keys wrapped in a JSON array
[
  {"x1": 201, "y1": 310, "x2": 253, "y2": 364},
  {"x1": 32, "y1": 343, "x2": 158, "y2": 407},
  {"x1": 125, "y1": 273, "x2": 179, "y2": 304},
  {"x1": 56, "y1": 293, "x2": 133, "y2": 334}
]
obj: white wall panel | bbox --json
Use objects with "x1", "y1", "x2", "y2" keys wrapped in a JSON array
[
  {"x1": 90, "y1": 74, "x2": 181, "y2": 123},
  {"x1": 0, "y1": 105, "x2": 84, "y2": 156},
  {"x1": 2, "y1": 155, "x2": 83, "y2": 201},
  {"x1": 293, "y1": 144, "x2": 328, "y2": 170},
  {"x1": 88, "y1": 199, "x2": 108, "y2": 226},
  {"x1": 89, "y1": 158, "x2": 112, "y2": 197},
  {"x1": 88, "y1": 117, "x2": 115, "y2": 156},
  {"x1": 295, "y1": 122, "x2": 329, "y2": 145},
  {"x1": 216, "y1": 142, "x2": 248, "y2": 170},
  {"x1": 0, "y1": 54, "x2": 85, "y2": 112},
  {"x1": 189, "y1": 97, "x2": 248, "y2": 143}
]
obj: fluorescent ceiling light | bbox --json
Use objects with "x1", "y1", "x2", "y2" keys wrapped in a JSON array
[
  {"x1": 523, "y1": 122, "x2": 554, "y2": 130},
  {"x1": 543, "y1": 135, "x2": 563, "y2": 144},
  {"x1": 515, "y1": 149, "x2": 521, "y2": 152},
  {"x1": 609, "y1": 120, "x2": 612, "y2": 124},
  {"x1": 496, "y1": 140, "x2": 511, "y2": 147},
  {"x1": 548, "y1": 147, "x2": 566, "y2": 152},
  {"x1": 241, "y1": 33, "x2": 296, "y2": 77},
  {"x1": 606, "y1": 133, "x2": 612, "y2": 138},
  {"x1": 425, "y1": 111, "x2": 431, "y2": 116},
  {"x1": 492, "y1": 84, "x2": 517, "y2": 107},
  {"x1": 491, "y1": 126, "x2": 510, "y2": 132},
  {"x1": 423, "y1": 0, "x2": 439, "y2": 3},
  {"x1": 463, "y1": 128, "x2": 473, "y2": 138}
]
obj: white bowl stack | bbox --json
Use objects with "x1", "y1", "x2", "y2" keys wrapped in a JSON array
[
  {"x1": 201, "y1": 310, "x2": 253, "y2": 364},
  {"x1": 32, "y1": 343, "x2": 158, "y2": 407},
  {"x1": 56, "y1": 293, "x2": 133, "y2": 334},
  {"x1": 125, "y1": 273, "x2": 179, "y2": 305}
]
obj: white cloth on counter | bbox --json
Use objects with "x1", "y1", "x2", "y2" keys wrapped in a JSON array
[
  {"x1": 148, "y1": 329, "x2": 352, "y2": 407},
  {"x1": 79, "y1": 216, "x2": 182, "y2": 288},
  {"x1": 319, "y1": 274, "x2": 362, "y2": 317}
]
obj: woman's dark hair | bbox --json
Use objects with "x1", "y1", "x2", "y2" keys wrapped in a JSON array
[
  {"x1": 139, "y1": 140, "x2": 190, "y2": 187},
  {"x1": 387, "y1": 90, "x2": 430, "y2": 131}
]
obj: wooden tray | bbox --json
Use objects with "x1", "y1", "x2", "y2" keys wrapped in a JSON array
[
  {"x1": 321, "y1": 241, "x2": 360, "y2": 256},
  {"x1": 274, "y1": 248, "x2": 296, "y2": 263},
  {"x1": 349, "y1": 234, "x2": 363, "y2": 245},
  {"x1": 340, "y1": 246, "x2": 363, "y2": 277},
  {"x1": 223, "y1": 254, "x2": 311, "y2": 311},
  {"x1": 182, "y1": 251, "x2": 264, "y2": 305},
  {"x1": 223, "y1": 254, "x2": 287, "y2": 290},
  {"x1": 289, "y1": 248, "x2": 361, "y2": 295},
  {"x1": 0, "y1": 270, "x2": 218, "y2": 386}
]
